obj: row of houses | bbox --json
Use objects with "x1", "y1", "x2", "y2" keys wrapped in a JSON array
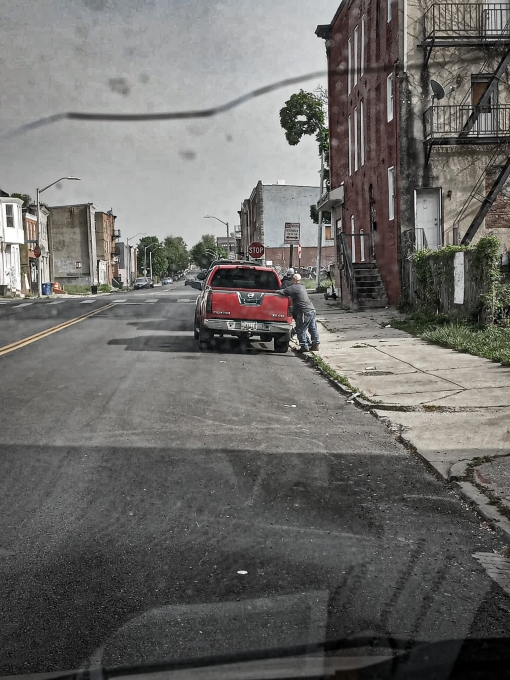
[
  {"x1": 0, "y1": 194, "x2": 137, "y2": 296},
  {"x1": 313, "y1": 0, "x2": 510, "y2": 308}
]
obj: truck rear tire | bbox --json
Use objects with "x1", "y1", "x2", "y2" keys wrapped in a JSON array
[
  {"x1": 198, "y1": 325, "x2": 212, "y2": 350},
  {"x1": 274, "y1": 338, "x2": 290, "y2": 353}
]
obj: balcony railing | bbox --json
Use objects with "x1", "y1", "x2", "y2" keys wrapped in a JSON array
[
  {"x1": 423, "y1": 3, "x2": 510, "y2": 43},
  {"x1": 403, "y1": 229, "x2": 429, "y2": 257},
  {"x1": 424, "y1": 105, "x2": 510, "y2": 141}
]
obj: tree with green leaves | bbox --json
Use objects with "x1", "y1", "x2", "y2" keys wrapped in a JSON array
[
  {"x1": 190, "y1": 235, "x2": 227, "y2": 269},
  {"x1": 163, "y1": 236, "x2": 189, "y2": 275},
  {"x1": 136, "y1": 236, "x2": 168, "y2": 278},
  {"x1": 279, "y1": 87, "x2": 330, "y2": 223},
  {"x1": 11, "y1": 193, "x2": 33, "y2": 208}
]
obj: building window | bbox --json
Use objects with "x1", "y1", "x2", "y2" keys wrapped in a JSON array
[
  {"x1": 5, "y1": 204, "x2": 14, "y2": 229},
  {"x1": 388, "y1": 0, "x2": 393, "y2": 21},
  {"x1": 354, "y1": 106, "x2": 359, "y2": 171},
  {"x1": 360, "y1": 100, "x2": 365, "y2": 166},
  {"x1": 348, "y1": 38, "x2": 352, "y2": 93},
  {"x1": 361, "y1": 16, "x2": 365, "y2": 77},
  {"x1": 351, "y1": 215, "x2": 356, "y2": 263},
  {"x1": 388, "y1": 167, "x2": 395, "y2": 220},
  {"x1": 348, "y1": 115, "x2": 352, "y2": 176},
  {"x1": 387, "y1": 73, "x2": 394, "y2": 121},
  {"x1": 325, "y1": 225, "x2": 333, "y2": 240},
  {"x1": 353, "y1": 26, "x2": 358, "y2": 86}
]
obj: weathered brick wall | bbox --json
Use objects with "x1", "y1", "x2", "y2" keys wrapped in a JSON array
[
  {"x1": 326, "y1": 0, "x2": 400, "y2": 306},
  {"x1": 485, "y1": 168, "x2": 510, "y2": 231},
  {"x1": 265, "y1": 246, "x2": 335, "y2": 270}
]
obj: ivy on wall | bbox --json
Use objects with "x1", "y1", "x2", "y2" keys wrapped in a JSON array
[{"x1": 411, "y1": 235, "x2": 509, "y2": 324}]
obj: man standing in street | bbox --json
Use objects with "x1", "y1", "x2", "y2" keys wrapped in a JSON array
[
  {"x1": 280, "y1": 268, "x2": 295, "y2": 288},
  {"x1": 277, "y1": 273, "x2": 320, "y2": 352}
]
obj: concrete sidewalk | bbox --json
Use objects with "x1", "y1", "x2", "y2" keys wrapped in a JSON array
[{"x1": 301, "y1": 295, "x2": 510, "y2": 539}]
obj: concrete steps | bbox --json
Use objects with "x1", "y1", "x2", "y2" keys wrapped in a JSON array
[{"x1": 353, "y1": 263, "x2": 388, "y2": 308}]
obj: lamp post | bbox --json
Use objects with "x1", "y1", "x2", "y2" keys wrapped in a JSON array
[
  {"x1": 204, "y1": 215, "x2": 230, "y2": 256},
  {"x1": 143, "y1": 243, "x2": 162, "y2": 278},
  {"x1": 36, "y1": 176, "x2": 81, "y2": 296}
]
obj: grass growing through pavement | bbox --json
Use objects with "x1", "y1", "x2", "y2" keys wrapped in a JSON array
[
  {"x1": 391, "y1": 314, "x2": 510, "y2": 366},
  {"x1": 308, "y1": 353, "x2": 372, "y2": 402},
  {"x1": 64, "y1": 284, "x2": 91, "y2": 295}
]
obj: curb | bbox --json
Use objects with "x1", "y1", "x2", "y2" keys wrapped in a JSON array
[
  {"x1": 291, "y1": 345, "x2": 372, "y2": 410},
  {"x1": 452, "y1": 481, "x2": 510, "y2": 541}
]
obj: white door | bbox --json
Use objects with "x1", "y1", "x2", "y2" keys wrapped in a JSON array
[{"x1": 415, "y1": 189, "x2": 441, "y2": 250}]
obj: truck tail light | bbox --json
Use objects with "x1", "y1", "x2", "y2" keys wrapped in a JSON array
[
  {"x1": 288, "y1": 298, "x2": 293, "y2": 317},
  {"x1": 206, "y1": 291, "x2": 213, "y2": 312}
]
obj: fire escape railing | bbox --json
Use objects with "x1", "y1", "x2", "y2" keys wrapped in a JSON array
[{"x1": 423, "y1": 3, "x2": 510, "y2": 43}]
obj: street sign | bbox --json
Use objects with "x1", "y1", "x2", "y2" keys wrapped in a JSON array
[
  {"x1": 248, "y1": 241, "x2": 264, "y2": 258},
  {"x1": 34, "y1": 245, "x2": 42, "y2": 258},
  {"x1": 284, "y1": 223, "x2": 300, "y2": 244},
  {"x1": 227, "y1": 251, "x2": 236, "y2": 260}
]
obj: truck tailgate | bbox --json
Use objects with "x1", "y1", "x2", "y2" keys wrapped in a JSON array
[{"x1": 208, "y1": 290, "x2": 291, "y2": 321}]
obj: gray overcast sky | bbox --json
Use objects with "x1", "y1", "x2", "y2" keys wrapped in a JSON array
[{"x1": 1, "y1": 0, "x2": 339, "y2": 246}]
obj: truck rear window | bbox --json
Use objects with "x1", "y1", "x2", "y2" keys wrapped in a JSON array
[{"x1": 211, "y1": 268, "x2": 279, "y2": 290}]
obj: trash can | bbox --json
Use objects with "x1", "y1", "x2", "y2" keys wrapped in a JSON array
[
  {"x1": 91, "y1": 285, "x2": 98, "y2": 295},
  {"x1": 41, "y1": 282, "x2": 52, "y2": 296}
]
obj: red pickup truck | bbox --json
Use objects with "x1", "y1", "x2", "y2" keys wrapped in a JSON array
[{"x1": 192, "y1": 264, "x2": 293, "y2": 351}]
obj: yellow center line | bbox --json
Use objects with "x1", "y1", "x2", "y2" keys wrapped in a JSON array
[{"x1": 0, "y1": 302, "x2": 117, "y2": 358}]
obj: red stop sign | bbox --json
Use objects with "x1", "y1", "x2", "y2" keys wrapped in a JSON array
[{"x1": 248, "y1": 241, "x2": 264, "y2": 258}]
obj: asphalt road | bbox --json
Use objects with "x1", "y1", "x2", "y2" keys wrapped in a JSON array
[{"x1": 1, "y1": 282, "x2": 509, "y2": 675}]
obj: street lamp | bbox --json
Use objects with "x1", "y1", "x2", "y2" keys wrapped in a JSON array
[
  {"x1": 143, "y1": 242, "x2": 162, "y2": 278},
  {"x1": 126, "y1": 232, "x2": 146, "y2": 245},
  {"x1": 204, "y1": 215, "x2": 230, "y2": 255},
  {"x1": 36, "y1": 176, "x2": 81, "y2": 296}
]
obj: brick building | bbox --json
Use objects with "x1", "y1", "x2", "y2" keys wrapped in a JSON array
[
  {"x1": 238, "y1": 181, "x2": 335, "y2": 270},
  {"x1": 21, "y1": 205, "x2": 50, "y2": 294},
  {"x1": 95, "y1": 210, "x2": 119, "y2": 285},
  {"x1": 316, "y1": 0, "x2": 510, "y2": 308}
]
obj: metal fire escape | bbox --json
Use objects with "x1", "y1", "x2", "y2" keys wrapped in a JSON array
[{"x1": 420, "y1": 3, "x2": 510, "y2": 243}]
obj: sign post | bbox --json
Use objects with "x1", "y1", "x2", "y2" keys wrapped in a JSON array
[{"x1": 284, "y1": 223, "x2": 300, "y2": 270}]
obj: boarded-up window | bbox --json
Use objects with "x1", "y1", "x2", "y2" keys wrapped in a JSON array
[
  {"x1": 471, "y1": 78, "x2": 493, "y2": 113},
  {"x1": 325, "y1": 225, "x2": 333, "y2": 240}
]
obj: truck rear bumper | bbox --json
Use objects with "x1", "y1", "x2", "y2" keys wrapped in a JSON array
[{"x1": 203, "y1": 318, "x2": 292, "y2": 336}]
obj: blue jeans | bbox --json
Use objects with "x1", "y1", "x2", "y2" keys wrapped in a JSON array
[{"x1": 295, "y1": 310, "x2": 319, "y2": 349}]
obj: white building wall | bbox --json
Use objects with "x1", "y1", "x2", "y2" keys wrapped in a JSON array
[{"x1": 0, "y1": 197, "x2": 24, "y2": 295}]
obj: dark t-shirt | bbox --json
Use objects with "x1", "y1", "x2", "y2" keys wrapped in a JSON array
[{"x1": 278, "y1": 283, "x2": 315, "y2": 313}]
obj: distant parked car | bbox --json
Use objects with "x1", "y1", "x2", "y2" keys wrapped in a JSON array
[
  {"x1": 185, "y1": 274, "x2": 197, "y2": 286},
  {"x1": 134, "y1": 277, "x2": 151, "y2": 289},
  {"x1": 162, "y1": 277, "x2": 173, "y2": 285}
]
